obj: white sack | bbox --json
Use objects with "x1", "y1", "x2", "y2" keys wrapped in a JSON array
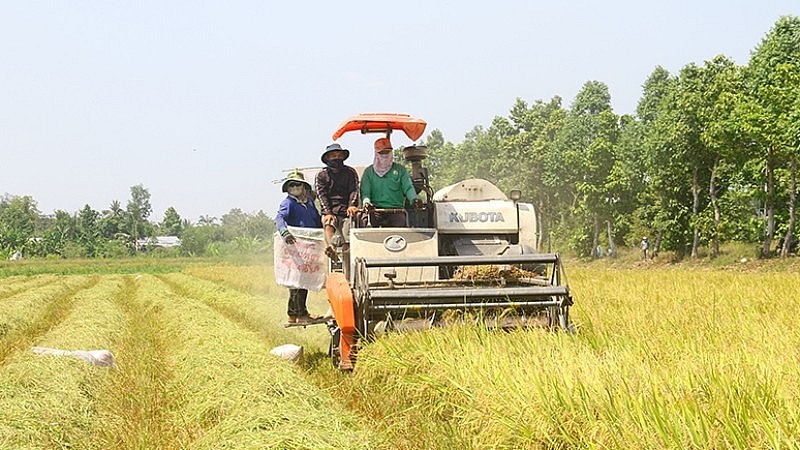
[
  {"x1": 32, "y1": 347, "x2": 117, "y2": 368},
  {"x1": 273, "y1": 226, "x2": 326, "y2": 291},
  {"x1": 270, "y1": 344, "x2": 304, "y2": 363}
]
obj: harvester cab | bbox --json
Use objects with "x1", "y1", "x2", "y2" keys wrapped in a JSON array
[{"x1": 324, "y1": 113, "x2": 574, "y2": 371}]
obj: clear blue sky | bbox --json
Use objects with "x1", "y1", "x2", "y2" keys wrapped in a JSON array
[{"x1": 1, "y1": 1, "x2": 796, "y2": 223}]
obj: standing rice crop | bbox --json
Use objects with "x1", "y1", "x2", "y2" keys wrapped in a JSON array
[{"x1": 337, "y1": 268, "x2": 800, "y2": 449}]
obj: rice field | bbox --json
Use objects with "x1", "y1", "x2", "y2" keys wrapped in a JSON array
[{"x1": 1, "y1": 259, "x2": 799, "y2": 449}]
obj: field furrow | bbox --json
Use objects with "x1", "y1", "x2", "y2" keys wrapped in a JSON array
[
  {"x1": 0, "y1": 276, "x2": 99, "y2": 365},
  {"x1": 82, "y1": 275, "x2": 184, "y2": 449},
  {"x1": 0, "y1": 274, "x2": 61, "y2": 301},
  {"x1": 156, "y1": 272, "x2": 330, "y2": 353},
  {"x1": 143, "y1": 274, "x2": 372, "y2": 448},
  {"x1": 0, "y1": 276, "x2": 125, "y2": 449}
]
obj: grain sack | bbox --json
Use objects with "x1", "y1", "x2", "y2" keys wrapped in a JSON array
[
  {"x1": 270, "y1": 344, "x2": 304, "y2": 363},
  {"x1": 32, "y1": 347, "x2": 117, "y2": 368},
  {"x1": 273, "y1": 226, "x2": 326, "y2": 291}
]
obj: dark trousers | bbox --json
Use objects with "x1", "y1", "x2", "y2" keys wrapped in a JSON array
[
  {"x1": 287, "y1": 288, "x2": 309, "y2": 317},
  {"x1": 365, "y1": 210, "x2": 408, "y2": 227}
]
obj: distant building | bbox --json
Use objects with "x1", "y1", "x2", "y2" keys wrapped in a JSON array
[{"x1": 136, "y1": 236, "x2": 182, "y2": 250}]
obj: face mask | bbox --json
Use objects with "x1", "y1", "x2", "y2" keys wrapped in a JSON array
[
  {"x1": 326, "y1": 159, "x2": 344, "y2": 170},
  {"x1": 288, "y1": 186, "x2": 305, "y2": 197}
]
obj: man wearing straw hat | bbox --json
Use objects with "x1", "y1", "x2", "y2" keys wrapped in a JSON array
[{"x1": 275, "y1": 170, "x2": 324, "y2": 324}]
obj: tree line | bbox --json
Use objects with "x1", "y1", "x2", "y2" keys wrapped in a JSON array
[
  {"x1": 2, "y1": 17, "x2": 796, "y2": 261},
  {"x1": 425, "y1": 16, "x2": 800, "y2": 259},
  {"x1": 0, "y1": 184, "x2": 276, "y2": 259}
]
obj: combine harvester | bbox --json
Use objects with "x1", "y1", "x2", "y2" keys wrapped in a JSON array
[{"x1": 321, "y1": 113, "x2": 574, "y2": 370}]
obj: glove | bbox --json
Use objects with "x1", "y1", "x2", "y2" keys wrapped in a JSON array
[
  {"x1": 346, "y1": 206, "x2": 359, "y2": 217},
  {"x1": 413, "y1": 198, "x2": 423, "y2": 209},
  {"x1": 363, "y1": 201, "x2": 374, "y2": 212},
  {"x1": 281, "y1": 230, "x2": 296, "y2": 245}
]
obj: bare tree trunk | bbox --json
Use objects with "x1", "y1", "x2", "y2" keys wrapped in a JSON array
[
  {"x1": 536, "y1": 200, "x2": 545, "y2": 252},
  {"x1": 762, "y1": 147, "x2": 776, "y2": 257},
  {"x1": 654, "y1": 230, "x2": 663, "y2": 258},
  {"x1": 591, "y1": 212, "x2": 600, "y2": 258},
  {"x1": 782, "y1": 154, "x2": 797, "y2": 258},
  {"x1": 606, "y1": 220, "x2": 616, "y2": 257},
  {"x1": 691, "y1": 167, "x2": 701, "y2": 259},
  {"x1": 709, "y1": 159, "x2": 720, "y2": 258}
]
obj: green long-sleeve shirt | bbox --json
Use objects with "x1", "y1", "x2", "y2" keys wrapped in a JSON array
[{"x1": 361, "y1": 163, "x2": 417, "y2": 208}]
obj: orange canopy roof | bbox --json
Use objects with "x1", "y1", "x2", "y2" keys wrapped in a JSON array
[{"x1": 332, "y1": 113, "x2": 427, "y2": 141}]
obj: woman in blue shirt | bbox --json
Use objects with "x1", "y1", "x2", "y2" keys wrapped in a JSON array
[{"x1": 275, "y1": 171, "x2": 323, "y2": 324}]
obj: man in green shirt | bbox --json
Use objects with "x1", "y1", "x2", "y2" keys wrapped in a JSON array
[{"x1": 361, "y1": 137, "x2": 421, "y2": 227}]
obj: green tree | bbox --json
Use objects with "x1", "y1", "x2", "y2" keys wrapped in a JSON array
[
  {"x1": 702, "y1": 57, "x2": 745, "y2": 257},
  {"x1": 422, "y1": 129, "x2": 457, "y2": 189},
  {"x1": 634, "y1": 67, "x2": 677, "y2": 254},
  {"x1": 495, "y1": 97, "x2": 565, "y2": 249},
  {"x1": 76, "y1": 204, "x2": 101, "y2": 256},
  {"x1": 430, "y1": 116, "x2": 515, "y2": 191},
  {"x1": 674, "y1": 62, "x2": 715, "y2": 258},
  {"x1": 679, "y1": 56, "x2": 743, "y2": 257},
  {"x1": 100, "y1": 200, "x2": 125, "y2": 239},
  {"x1": 179, "y1": 223, "x2": 224, "y2": 256},
  {"x1": 221, "y1": 208, "x2": 275, "y2": 241},
  {"x1": 640, "y1": 69, "x2": 694, "y2": 257},
  {"x1": 0, "y1": 194, "x2": 40, "y2": 255},
  {"x1": 606, "y1": 114, "x2": 647, "y2": 252},
  {"x1": 40, "y1": 210, "x2": 77, "y2": 257},
  {"x1": 198, "y1": 215, "x2": 218, "y2": 226},
  {"x1": 742, "y1": 15, "x2": 800, "y2": 257},
  {"x1": 637, "y1": 66, "x2": 672, "y2": 123},
  {"x1": 572, "y1": 80, "x2": 612, "y2": 116},
  {"x1": 125, "y1": 184, "x2": 153, "y2": 243},
  {"x1": 221, "y1": 208, "x2": 248, "y2": 240},
  {"x1": 547, "y1": 81, "x2": 618, "y2": 256},
  {"x1": 160, "y1": 206, "x2": 183, "y2": 236}
]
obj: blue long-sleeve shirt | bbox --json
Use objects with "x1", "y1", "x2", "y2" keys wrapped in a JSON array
[{"x1": 274, "y1": 195, "x2": 322, "y2": 233}]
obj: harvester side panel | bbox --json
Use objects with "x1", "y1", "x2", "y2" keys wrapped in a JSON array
[
  {"x1": 434, "y1": 201, "x2": 519, "y2": 234},
  {"x1": 517, "y1": 202, "x2": 539, "y2": 251}
]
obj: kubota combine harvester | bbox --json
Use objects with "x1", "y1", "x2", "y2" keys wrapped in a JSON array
[{"x1": 323, "y1": 113, "x2": 573, "y2": 370}]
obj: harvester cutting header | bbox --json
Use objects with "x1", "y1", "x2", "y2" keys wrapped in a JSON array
[{"x1": 280, "y1": 113, "x2": 574, "y2": 371}]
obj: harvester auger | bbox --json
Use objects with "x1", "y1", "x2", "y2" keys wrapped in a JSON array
[{"x1": 323, "y1": 113, "x2": 574, "y2": 371}]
